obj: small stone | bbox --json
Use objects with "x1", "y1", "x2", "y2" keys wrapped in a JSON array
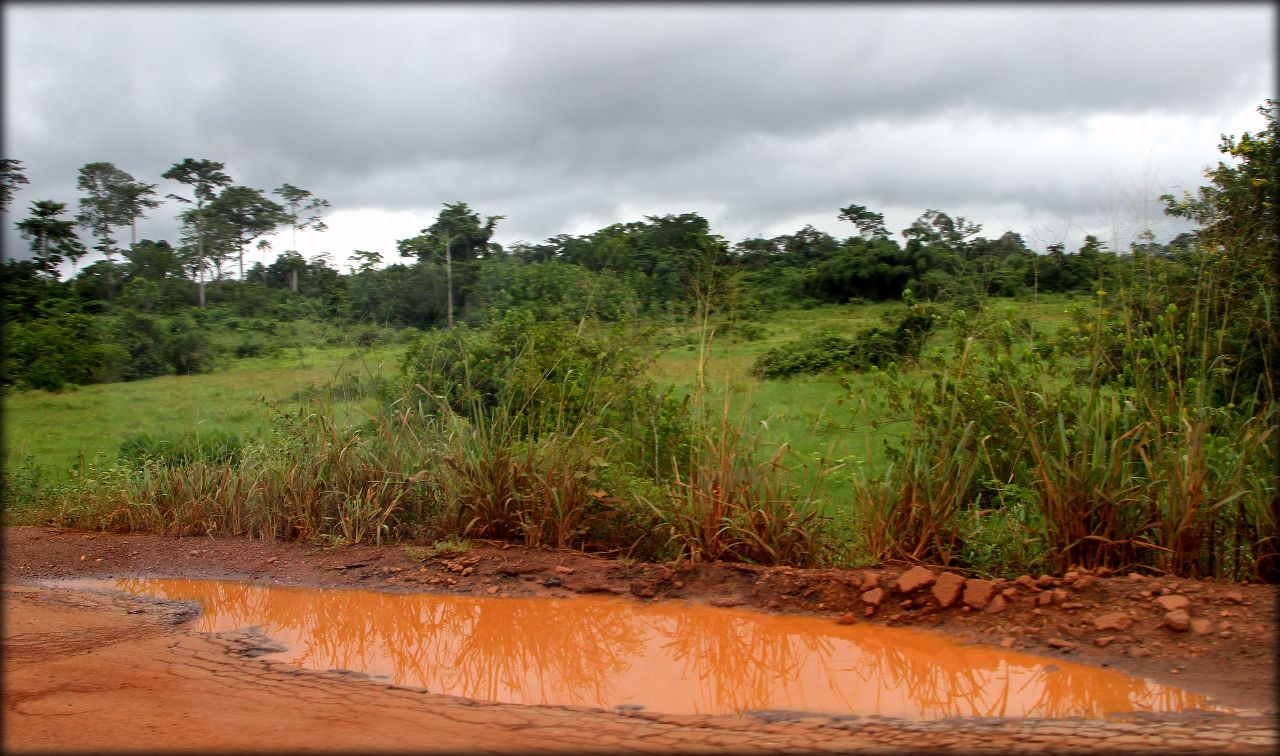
[
  {"x1": 79, "y1": 555, "x2": 85, "y2": 561},
  {"x1": 1223, "y1": 590, "x2": 1245, "y2": 604},
  {"x1": 1036, "y1": 574, "x2": 1055, "y2": 588},
  {"x1": 1095, "y1": 636, "x2": 1115, "y2": 647},
  {"x1": 999, "y1": 637, "x2": 1015, "y2": 649},
  {"x1": 1220, "y1": 609, "x2": 1231, "y2": 617},
  {"x1": 896, "y1": 566, "x2": 937, "y2": 594},
  {"x1": 1128, "y1": 572, "x2": 1144, "y2": 581},
  {"x1": 1015, "y1": 575, "x2": 1040, "y2": 592},
  {"x1": 864, "y1": 606, "x2": 875, "y2": 617},
  {"x1": 1094, "y1": 612, "x2": 1134, "y2": 632},
  {"x1": 1139, "y1": 590, "x2": 1154, "y2": 598},
  {"x1": 544, "y1": 576, "x2": 562, "y2": 588},
  {"x1": 963, "y1": 579, "x2": 996, "y2": 609},
  {"x1": 1164, "y1": 609, "x2": 1191, "y2": 632},
  {"x1": 1001, "y1": 587, "x2": 1019, "y2": 600},
  {"x1": 1095, "y1": 566, "x2": 1114, "y2": 577},
  {"x1": 861, "y1": 587, "x2": 885, "y2": 607},
  {"x1": 1036, "y1": 591, "x2": 1054, "y2": 606},
  {"x1": 1218, "y1": 621, "x2": 1232, "y2": 631},
  {"x1": 1170, "y1": 668, "x2": 1180, "y2": 675},
  {"x1": 1052, "y1": 589, "x2": 1069, "y2": 604},
  {"x1": 985, "y1": 595, "x2": 1007, "y2": 614},
  {"x1": 1190, "y1": 619, "x2": 1212, "y2": 634},
  {"x1": 860, "y1": 572, "x2": 880, "y2": 591},
  {"x1": 1047, "y1": 638, "x2": 1076, "y2": 649},
  {"x1": 1071, "y1": 575, "x2": 1098, "y2": 591},
  {"x1": 1129, "y1": 647, "x2": 1151, "y2": 657},
  {"x1": 931, "y1": 572, "x2": 966, "y2": 608},
  {"x1": 835, "y1": 613, "x2": 858, "y2": 625},
  {"x1": 1154, "y1": 595, "x2": 1190, "y2": 612},
  {"x1": 1219, "y1": 631, "x2": 1232, "y2": 639},
  {"x1": 553, "y1": 565, "x2": 575, "y2": 574},
  {"x1": 1064, "y1": 570, "x2": 1081, "y2": 582},
  {"x1": 486, "y1": 586, "x2": 499, "y2": 594}
]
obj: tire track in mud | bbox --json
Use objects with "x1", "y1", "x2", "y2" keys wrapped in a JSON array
[{"x1": 3, "y1": 582, "x2": 1276, "y2": 753}]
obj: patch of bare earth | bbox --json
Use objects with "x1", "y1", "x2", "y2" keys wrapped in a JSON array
[{"x1": 4, "y1": 526, "x2": 1277, "y2": 753}]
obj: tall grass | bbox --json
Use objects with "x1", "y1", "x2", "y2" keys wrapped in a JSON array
[
  {"x1": 642, "y1": 416, "x2": 833, "y2": 566},
  {"x1": 42, "y1": 402, "x2": 443, "y2": 545},
  {"x1": 851, "y1": 255, "x2": 1277, "y2": 580}
]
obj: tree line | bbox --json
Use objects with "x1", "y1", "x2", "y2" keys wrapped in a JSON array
[{"x1": 2, "y1": 154, "x2": 1188, "y2": 391}]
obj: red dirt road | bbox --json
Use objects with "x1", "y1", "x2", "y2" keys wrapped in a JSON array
[{"x1": 4, "y1": 526, "x2": 1277, "y2": 752}]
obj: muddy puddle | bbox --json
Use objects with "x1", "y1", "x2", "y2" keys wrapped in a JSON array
[{"x1": 54, "y1": 577, "x2": 1225, "y2": 720}]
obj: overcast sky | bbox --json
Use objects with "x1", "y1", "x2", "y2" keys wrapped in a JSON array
[{"x1": 2, "y1": 2, "x2": 1274, "y2": 275}]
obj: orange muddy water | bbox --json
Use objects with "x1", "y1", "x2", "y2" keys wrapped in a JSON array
[{"x1": 59, "y1": 577, "x2": 1223, "y2": 721}]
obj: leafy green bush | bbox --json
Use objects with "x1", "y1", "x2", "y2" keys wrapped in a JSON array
[
  {"x1": 752, "y1": 303, "x2": 939, "y2": 379},
  {"x1": 110, "y1": 311, "x2": 172, "y2": 381},
  {"x1": 406, "y1": 310, "x2": 641, "y2": 432},
  {"x1": 2, "y1": 313, "x2": 122, "y2": 391},
  {"x1": 164, "y1": 315, "x2": 219, "y2": 375},
  {"x1": 233, "y1": 333, "x2": 277, "y2": 358}
]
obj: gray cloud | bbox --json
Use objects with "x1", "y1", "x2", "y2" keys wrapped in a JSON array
[{"x1": 2, "y1": 3, "x2": 1273, "y2": 267}]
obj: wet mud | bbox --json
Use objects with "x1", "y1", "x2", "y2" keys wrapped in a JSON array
[
  {"x1": 61, "y1": 577, "x2": 1224, "y2": 721},
  {"x1": 4, "y1": 526, "x2": 1277, "y2": 752}
]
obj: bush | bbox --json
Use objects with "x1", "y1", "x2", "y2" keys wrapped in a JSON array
[
  {"x1": 111, "y1": 311, "x2": 172, "y2": 381},
  {"x1": 404, "y1": 309, "x2": 653, "y2": 436},
  {"x1": 752, "y1": 303, "x2": 939, "y2": 379},
  {"x1": 165, "y1": 316, "x2": 219, "y2": 375},
  {"x1": 233, "y1": 334, "x2": 277, "y2": 359},
  {"x1": 2, "y1": 313, "x2": 122, "y2": 391}
]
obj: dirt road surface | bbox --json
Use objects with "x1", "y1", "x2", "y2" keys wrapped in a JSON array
[{"x1": 4, "y1": 526, "x2": 1277, "y2": 753}]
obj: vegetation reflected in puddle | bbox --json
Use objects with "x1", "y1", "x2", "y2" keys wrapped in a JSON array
[{"x1": 63, "y1": 577, "x2": 1222, "y2": 719}]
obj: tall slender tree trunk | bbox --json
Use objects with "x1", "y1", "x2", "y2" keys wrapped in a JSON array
[
  {"x1": 196, "y1": 203, "x2": 206, "y2": 307},
  {"x1": 105, "y1": 252, "x2": 115, "y2": 303},
  {"x1": 446, "y1": 238, "x2": 454, "y2": 329}
]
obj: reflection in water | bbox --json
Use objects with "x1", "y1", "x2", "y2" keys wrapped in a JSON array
[{"x1": 63, "y1": 577, "x2": 1223, "y2": 719}]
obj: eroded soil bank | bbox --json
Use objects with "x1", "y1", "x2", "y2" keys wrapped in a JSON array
[{"x1": 4, "y1": 526, "x2": 1278, "y2": 753}]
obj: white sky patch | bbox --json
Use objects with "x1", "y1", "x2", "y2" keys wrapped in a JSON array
[{"x1": 259, "y1": 208, "x2": 437, "y2": 273}]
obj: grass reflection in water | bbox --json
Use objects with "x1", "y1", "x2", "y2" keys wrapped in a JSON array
[{"x1": 82, "y1": 577, "x2": 1222, "y2": 719}]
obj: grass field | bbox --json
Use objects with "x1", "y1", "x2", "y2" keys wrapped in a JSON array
[
  {"x1": 3, "y1": 344, "x2": 402, "y2": 478},
  {"x1": 648, "y1": 294, "x2": 1086, "y2": 507},
  {"x1": 3, "y1": 295, "x2": 1085, "y2": 506}
]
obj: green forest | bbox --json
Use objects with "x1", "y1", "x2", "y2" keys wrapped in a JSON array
[{"x1": 2, "y1": 101, "x2": 1275, "y2": 583}]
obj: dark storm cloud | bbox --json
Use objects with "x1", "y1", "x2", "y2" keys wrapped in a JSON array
[{"x1": 2, "y1": 3, "x2": 1273, "y2": 263}]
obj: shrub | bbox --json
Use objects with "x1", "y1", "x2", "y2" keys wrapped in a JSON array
[
  {"x1": 2, "y1": 313, "x2": 121, "y2": 390},
  {"x1": 403, "y1": 309, "x2": 668, "y2": 441},
  {"x1": 164, "y1": 316, "x2": 219, "y2": 375},
  {"x1": 752, "y1": 303, "x2": 939, "y2": 379}
]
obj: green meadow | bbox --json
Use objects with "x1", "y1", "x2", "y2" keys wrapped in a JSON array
[{"x1": 5, "y1": 294, "x2": 1083, "y2": 514}]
